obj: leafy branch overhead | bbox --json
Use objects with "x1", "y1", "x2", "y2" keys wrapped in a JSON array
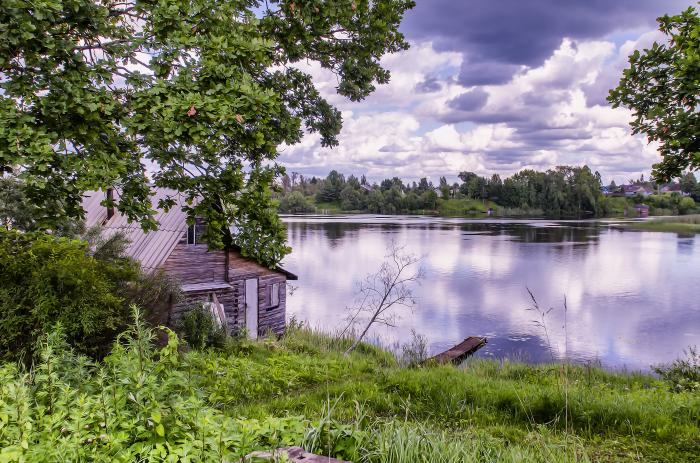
[
  {"x1": 609, "y1": 5, "x2": 700, "y2": 182},
  {"x1": 0, "y1": 0, "x2": 414, "y2": 266}
]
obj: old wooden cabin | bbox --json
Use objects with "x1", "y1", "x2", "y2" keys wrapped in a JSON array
[{"x1": 83, "y1": 188, "x2": 297, "y2": 338}]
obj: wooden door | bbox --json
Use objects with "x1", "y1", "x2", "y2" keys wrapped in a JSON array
[{"x1": 245, "y1": 278, "x2": 258, "y2": 339}]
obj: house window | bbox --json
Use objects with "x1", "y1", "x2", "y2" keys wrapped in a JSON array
[
  {"x1": 187, "y1": 224, "x2": 196, "y2": 245},
  {"x1": 270, "y1": 282, "x2": 280, "y2": 307}
]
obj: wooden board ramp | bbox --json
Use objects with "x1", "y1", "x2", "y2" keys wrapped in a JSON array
[
  {"x1": 247, "y1": 446, "x2": 350, "y2": 462},
  {"x1": 426, "y1": 336, "x2": 488, "y2": 365}
]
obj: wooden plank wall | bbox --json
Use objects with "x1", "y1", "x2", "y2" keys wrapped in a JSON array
[
  {"x1": 163, "y1": 239, "x2": 288, "y2": 336},
  {"x1": 169, "y1": 286, "x2": 246, "y2": 334},
  {"x1": 256, "y1": 274, "x2": 287, "y2": 336},
  {"x1": 162, "y1": 243, "x2": 227, "y2": 284}
]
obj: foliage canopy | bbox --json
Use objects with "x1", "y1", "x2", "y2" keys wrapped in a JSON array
[
  {"x1": 0, "y1": 0, "x2": 414, "y2": 266},
  {"x1": 609, "y1": 5, "x2": 700, "y2": 181}
]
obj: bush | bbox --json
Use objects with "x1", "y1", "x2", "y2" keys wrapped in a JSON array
[
  {"x1": 398, "y1": 329, "x2": 428, "y2": 367},
  {"x1": 0, "y1": 321, "x2": 309, "y2": 462},
  {"x1": 678, "y1": 196, "x2": 696, "y2": 214},
  {"x1": 653, "y1": 346, "x2": 700, "y2": 392},
  {"x1": 279, "y1": 191, "x2": 315, "y2": 213},
  {"x1": 0, "y1": 229, "x2": 138, "y2": 362},
  {"x1": 180, "y1": 304, "x2": 228, "y2": 349}
]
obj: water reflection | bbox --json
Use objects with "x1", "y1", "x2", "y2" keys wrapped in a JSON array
[{"x1": 281, "y1": 215, "x2": 700, "y2": 371}]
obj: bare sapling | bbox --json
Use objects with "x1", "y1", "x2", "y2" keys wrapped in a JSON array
[{"x1": 343, "y1": 242, "x2": 423, "y2": 356}]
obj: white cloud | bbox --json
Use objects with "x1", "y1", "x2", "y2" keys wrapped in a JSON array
[{"x1": 281, "y1": 32, "x2": 666, "y2": 184}]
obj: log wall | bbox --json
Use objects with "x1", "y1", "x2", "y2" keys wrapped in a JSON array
[
  {"x1": 163, "y1": 238, "x2": 288, "y2": 336},
  {"x1": 162, "y1": 243, "x2": 227, "y2": 284}
]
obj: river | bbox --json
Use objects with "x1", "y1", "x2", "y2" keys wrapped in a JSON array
[{"x1": 281, "y1": 215, "x2": 700, "y2": 371}]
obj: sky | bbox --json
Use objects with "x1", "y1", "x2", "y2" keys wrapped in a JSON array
[{"x1": 278, "y1": 0, "x2": 695, "y2": 185}]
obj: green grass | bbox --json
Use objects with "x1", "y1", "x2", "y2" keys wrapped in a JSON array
[
  {"x1": 626, "y1": 215, "x2": 700, "y2": 233},
  {"x1": 314, "y1": 201, "x2": 344, "y2": 214},
  {"x1": 243, "y1": 326, "x2": 700, "y2": 462},
  {"x1": 437, "y1": 198, "x2": 499, "y2": 216},
  {"x1": 1, "y1": 322, "x2": 698, "y2": 462},
  {"x1": 602, "y1": 196, "x2": 635, "y2": 217}
]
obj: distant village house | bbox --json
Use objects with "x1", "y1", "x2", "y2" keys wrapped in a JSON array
[
  {"x1": 622, "y1": 185, "x2": 653, "y2": 197},
  {"x1": 83, "y1": 188, "x2": 297, "y2": 339}
]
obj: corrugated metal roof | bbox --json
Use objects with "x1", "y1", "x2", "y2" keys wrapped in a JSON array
[
  {"x1": 82, "y1": 188, "x2": 190, "y2": 272},
  {"x1": 82, "y1": 188, "x2": 298, "y2": 280}
]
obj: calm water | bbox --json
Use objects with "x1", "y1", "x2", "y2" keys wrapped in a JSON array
[{"x1": 281, "y1": 215, "x2": 700, "y2": 371}]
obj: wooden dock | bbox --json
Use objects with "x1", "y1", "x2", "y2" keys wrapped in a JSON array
[{"x1": 426, "y1": 336, "x2": 488, "y2": 365}]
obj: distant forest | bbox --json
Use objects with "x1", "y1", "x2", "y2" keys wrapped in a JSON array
[{"x1": 275, "y1": 167, "x2": 700, "y2": 218}]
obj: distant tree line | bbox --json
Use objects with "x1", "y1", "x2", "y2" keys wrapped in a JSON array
[
  {"x1": 276, "y1": 166, "x2": 607, "y2": 217},
  {"x1": 276, "y1": 166, "x2": 699, "y2": 218},
  {"x1": 458, "y1": 166, "x2": 604, "y2": 217},
  {"x1": 277, "y1": 171, "x2": 438, "y2": 214}
]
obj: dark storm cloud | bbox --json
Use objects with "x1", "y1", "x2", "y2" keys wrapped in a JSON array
[
  {"x1": 402, "y1": 0, "x2": 688, "y2": 79},
  {"x1": 369, "y1": 155, "x2": 421, "y2": 167},
  {"x1": 584, "y1": 76, "x2": 615, "y2": 107},
  {"x1": 457, "y1": 61, "x2": 522, "y2": 86},
  {"x1": 448, "y1": 88, "x2": 489, "y2": 111},
  {"x1": 485, "y1": 148, "x2": 538, "y2": 163}
]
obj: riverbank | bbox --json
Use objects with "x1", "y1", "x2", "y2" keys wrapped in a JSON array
[
  {"x1": 303, "y1": 198, "x2": 545, "y2": 218},
  {"x1": 3, "y1": 323, "x2": 697, "y2": 462},
  {"x1": 624, "y1": 215, "x2": 700, "y2": 233},
  {"x1": 285, "y1": 196, "x2": 697, "y2": 219}
]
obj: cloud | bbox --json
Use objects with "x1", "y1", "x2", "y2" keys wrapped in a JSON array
[
  {"x1": 457, "y1": 61, "x2": 522, "y2": 86},
  {"x1": 278, "y1": 3, "x2": 681, "y2": 185},
  {"x1": 448, "y1": 88, "x2": 489, "y2": 111},
  {"x1": 583, "y1": 30, "x2": 665, "y2": 106},
  {"x1": 401, "y1": 0, "x2": 687, "y2": 83},
  {"x1": 415, "y1": 76, "x2": 443, "y2": 93}
]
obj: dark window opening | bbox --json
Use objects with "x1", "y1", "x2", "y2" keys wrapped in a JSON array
[{"x1": 187, "y1": 224, "x2": 196, "y2": 245}]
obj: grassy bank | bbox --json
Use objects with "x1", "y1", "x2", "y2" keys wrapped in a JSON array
[
  {"x1": 1, "y1": 321, "x2": 697, "y2": 462},
  {"x1": 437, "y1": 198, "x2": 500, "y2": 216},
  {"x1": 625, "y1": 215, "x2": 700, "y2": 233}
]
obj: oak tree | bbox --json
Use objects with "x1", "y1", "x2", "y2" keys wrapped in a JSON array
[
  {"x1": 609, "y1": 6, "x2": 700, "y2": 182},
  {"x1": 0, "y1": 0, "x2": 414, "y2": 266}
]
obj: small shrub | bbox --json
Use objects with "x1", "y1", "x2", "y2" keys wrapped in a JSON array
[
  {"x1": 398, "y1": 329, "x2": 428, "y2": 367},
  {"x1": 653, "y1": 346, "x2": 700, "y2": 392},
  {"x1": 180, "y1": 304, "x2": 228, "y2": 349}
]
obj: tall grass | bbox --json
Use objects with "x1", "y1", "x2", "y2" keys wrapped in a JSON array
[
  {"x1": 1, "y1": 314, "x2": 698, "y2": 462},
  {"x1": 306, "y1": 420, "x2": 590, "y2": 463}
]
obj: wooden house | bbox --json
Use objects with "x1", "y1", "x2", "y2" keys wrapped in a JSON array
[
  {"x1": 623, "y1": 185, "x2": 653, "y2": 197},
  {"x1": 82, "y1": 188, "x2": 297, "y2": 339}
]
